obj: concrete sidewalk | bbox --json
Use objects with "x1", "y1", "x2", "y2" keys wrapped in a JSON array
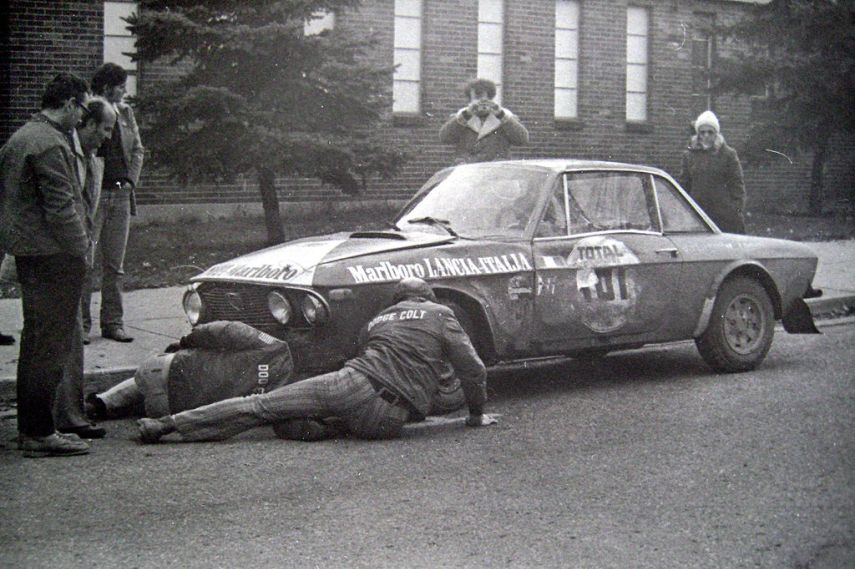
[{"x1": 1, "y1": 240, "x2": 853, "y2": 395}]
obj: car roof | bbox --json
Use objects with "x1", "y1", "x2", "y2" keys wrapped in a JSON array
[{"x1": 455, "y1": 159, "x2": 668, "y2": 176}]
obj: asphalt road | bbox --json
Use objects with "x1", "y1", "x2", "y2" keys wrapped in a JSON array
[{"x1": 1, "y1": 323, "x2": 853, "y2": 569}]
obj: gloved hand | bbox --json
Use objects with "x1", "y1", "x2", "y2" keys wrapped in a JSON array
[
  {"x1": 465, "y1": 413, "x2": 499, "y2": 427},
  {"x1": 164, "y1": 341, "x2": 182, "y2": 353}
]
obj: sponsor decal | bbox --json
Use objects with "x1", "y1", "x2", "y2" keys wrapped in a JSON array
[
  {"x1": 537, "y1": 275, "x2": 557, "y2": 296},
  {"x1": 367, "y1": 308, "x2": 427, "y2": 330},
  {"x1": 202, "y1": 262, "x2": 301, "y2": 282},
  {"x1": 507, "y1": 275, "x2": 532, "y2": 300},
  {"x1": 347, "y1": 253, "x2": 533, "y2": 284},
  {"x1": 567, "y1": 237, "x2": 641, "y2": 333}
]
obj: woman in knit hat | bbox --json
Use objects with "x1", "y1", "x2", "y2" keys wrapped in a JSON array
[{"x1": 678, "y1": 110, "x2": 747, "y2": 233}]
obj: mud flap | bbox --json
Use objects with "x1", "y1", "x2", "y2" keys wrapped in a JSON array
[{"x1": 782, "y1": 298, "x2": 820, "y2": 334}]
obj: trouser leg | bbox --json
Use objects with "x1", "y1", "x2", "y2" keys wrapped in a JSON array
[
  {"x1": 98, "y1": 192, "x2": 130, "y2": 329},
  {"x1": 98, "y1": 377, "x2": 143, "y2": 412},
  {"x1": 172, "y1": 367, "x2": 406, "y2": 442},
  {"x1": 53, "y1": 306, "x2": 89, "y2": 429},
  {"x1": 15, "y1": 254, "x2": 85, "y2": 437}
]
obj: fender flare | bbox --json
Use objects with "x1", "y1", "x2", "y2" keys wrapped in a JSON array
[
  {"x1": 692, "y1": 261, "x2": 783, "y2": 338},
  {"x1": 433, "y1": 285, "x2": 498, "y2": 363}
]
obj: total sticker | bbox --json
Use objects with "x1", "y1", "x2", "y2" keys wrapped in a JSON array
[{"x1": 567, "y1": 236, "x2": 641, "y2": 333}]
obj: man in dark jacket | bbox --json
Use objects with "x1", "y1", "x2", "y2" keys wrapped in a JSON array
[
  {"x1": 88, "y1": 321, "x2": 295, "y2": 419},
  {"x1": 678, "y1": 110, "x2": 747, "y2": 233},
  {"x1": 439, "y1": 78, "x2": 529, "y2": 164},
  {"x1": 137, "y1": 278, "x2": 495, "y2": 443},
  {"x1": 0, "y1": 73, "x2": 92, "y2": 457}
]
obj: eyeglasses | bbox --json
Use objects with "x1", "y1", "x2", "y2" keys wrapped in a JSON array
[{"x1": 72, "y1": 99, "x2": 91, "y2": 120}]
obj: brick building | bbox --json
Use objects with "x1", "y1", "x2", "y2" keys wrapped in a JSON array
[{"x1": 2, "y1": 0, "x2": 852, "y2": 220}]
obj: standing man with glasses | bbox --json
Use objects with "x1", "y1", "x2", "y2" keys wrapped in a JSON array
[
  {"x1": 678, "y1": 110, "x2": 747, "y2": 234},
  {"x1": 0, "y1": 73, "x2": 93, "y2": 457},
  {"x1": 82, "y1": 63, "x2": 144, "y2": 343},
  {"x1": 53, "y1": 97, "x2": 118, "y2": 440}
]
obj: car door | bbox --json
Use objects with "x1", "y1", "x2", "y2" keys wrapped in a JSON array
[{"x1": 531, "y1": 170, "x2": 684, "y2": 353}]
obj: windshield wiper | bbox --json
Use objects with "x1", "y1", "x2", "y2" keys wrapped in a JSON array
[{"x1": 406, "y1": 216, "x2": 458, "y2": 237}]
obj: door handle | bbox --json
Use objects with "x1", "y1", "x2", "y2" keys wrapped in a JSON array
[{"x1": 655, "y1": 248, "x2": 679, "y2": 257}]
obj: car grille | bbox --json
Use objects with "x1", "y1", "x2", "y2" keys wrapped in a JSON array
[{"x1": 197, "y1": 282, "x2": 283, "y2": 335}]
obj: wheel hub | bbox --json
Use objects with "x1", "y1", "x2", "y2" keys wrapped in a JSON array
[{"x1": 723, "y1": 294, "x2": 765, "y2": 354}]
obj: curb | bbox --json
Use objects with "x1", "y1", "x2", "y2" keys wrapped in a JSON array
[
  {"x1": 1, "y1": 295, "x2": 854, "y2": 403},
  {"x1": 806, "y1": 294, "x2": 855, "y2": 320},
  {"x1": 0, "y1": 366, "x2": 136, "y2": 403}
]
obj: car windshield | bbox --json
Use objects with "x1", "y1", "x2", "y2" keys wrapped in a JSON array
[{"x1": 396, "y1": 164, "x2": 552, "y2": 239}]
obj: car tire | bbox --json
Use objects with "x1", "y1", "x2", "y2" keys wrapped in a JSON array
[{"x1": 695, "y1": 276, "x2": 775, "y2": 372}]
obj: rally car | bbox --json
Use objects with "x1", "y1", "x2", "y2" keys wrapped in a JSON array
[{"x1": 182, "y1": 159, "x2": 820, "y2": 375}]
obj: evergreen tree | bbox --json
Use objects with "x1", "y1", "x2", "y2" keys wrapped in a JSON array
[
  {"x1": 128, "y1": 0, "x2": 406, "y2": 243},
  {"x1": 714, "y1": 0, "x2": 855, "y2": 214}
]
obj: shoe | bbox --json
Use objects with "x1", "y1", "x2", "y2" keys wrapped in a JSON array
[
  {"x1": 58, "y1": 423, "x2": 106, "y2": 439},
  {"x1": 0, "y1": 332, "x2": 14, "y2": 346},
  {"x1": 19, "y1": 432, "x2": 90, "y2": 458},
  {"x1": 85, "y1": 393, "x2": 108, "y2": 421},
  {"x1": 82, "y1": 331, "x2": 90, "y2": 345},
  {"x1": 102, "y1": 326, "x2": 134, "y2": 343},
  {"x1": 138, "y1": 418, "x2": 167, "y2": 444}
]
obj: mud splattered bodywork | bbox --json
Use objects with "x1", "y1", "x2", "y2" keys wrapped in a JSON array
[{"x1": 185, "y1": 160, "x2": 819, "y2": 374}]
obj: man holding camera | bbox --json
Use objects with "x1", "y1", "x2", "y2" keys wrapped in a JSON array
[{"x1": 439, "y1": 78, "x2": 529, "y2": 164}]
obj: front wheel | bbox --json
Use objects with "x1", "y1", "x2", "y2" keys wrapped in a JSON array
[{"x1": 695, "y1": 276, "x2": 775, "y2": 372}]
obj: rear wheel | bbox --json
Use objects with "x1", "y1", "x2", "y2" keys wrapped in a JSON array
[{"x1": 695, "y1": 276, "x2": 775, "y2": 372}]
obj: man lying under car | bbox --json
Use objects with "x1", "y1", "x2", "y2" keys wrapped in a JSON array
[{"x1": 135, "y1": 277, "x2": 497, "y2": 444}]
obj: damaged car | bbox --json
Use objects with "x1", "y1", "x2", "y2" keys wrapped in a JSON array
[{"x1": 182, "y1": 159, "x2": 820, "y2": 376}]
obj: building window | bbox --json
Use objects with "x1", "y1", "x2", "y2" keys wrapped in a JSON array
[
  {"x1": 304, "y1": 11, "x2": 335, "y2": 36},
  {"x1": 104, "y1": 1, "x2": 139, "y2": 96},
  {"x1": 393, "y1": 0, "x2": 422, "y2": 114},
  {"x1": 691, "y1": 13, "x2": 715, "y2": 117},
  {"x1": 478, "y1": 0, "x2": 504, "y2": 103},
  {"x1": 625, "y1": 6, "x2": 649, "y2": 123},
  {"x1": 554, "y1": 0, "x2": 579, "y2": 120}
]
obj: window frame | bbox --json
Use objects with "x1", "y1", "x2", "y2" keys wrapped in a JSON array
[
  {"x1": 477, "y1": 0, "x2": 505, "y2": 104},
  {"x1": 103, "y1": 1, "x2": 140, "y2": 97},
  {"x1": 625, "y1": 5, "x2": 650, "y2": 125},
  {"x1": 393, "y1": 0, "x2": 424, "y2": 116},
  {"x1": 554, "y1": 0, "x2": 581, "y2": 123}
]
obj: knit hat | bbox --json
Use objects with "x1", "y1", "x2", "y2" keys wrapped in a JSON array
[{"x1": 694, "y1": 110, "x2": 720, "y2": 133}]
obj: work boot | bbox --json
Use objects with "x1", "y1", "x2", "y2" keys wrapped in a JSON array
[
  {"x1": 102, "y1": 326, "x2": 134, "y2": 343},
  {"x1": 85, "y1": 393, "x2": 108, "y2": 421},
  {"x1": 18, "y1": 432, "x2": 90, "y2": 458}
]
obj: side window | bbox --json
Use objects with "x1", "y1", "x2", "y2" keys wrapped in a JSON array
[
  {"x1": 535, "y1": 180, "x2": 568, "y2": 238},
  {"x1": 564, "y1": 172, "x2": 657, "y2": 234},
  {"x1": 654, "y1": 176, "x2": 710, "y2": 233}
]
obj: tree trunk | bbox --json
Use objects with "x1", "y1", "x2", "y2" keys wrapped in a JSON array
[
  {"x1": 808, "y1": 135, "x2": 828, "y2": 216},
  {"x1": 257, "y1": 167, "x2": 285, "y2": 245}
]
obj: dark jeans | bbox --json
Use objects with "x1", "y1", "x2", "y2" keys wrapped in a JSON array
[{"x1": 16, "y1": 253, "x2": 86, "y2": 436}]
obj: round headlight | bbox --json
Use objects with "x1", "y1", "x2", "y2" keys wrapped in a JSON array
[
  {"x1": 182, "y1": 288, "x2": 203, "y2": 326},
  {"x1": 267, "y1": 291, "x2": 292, "y2": 325},
  {"x1": 301, "y1": 294, "x2": 329, "y2": 325}
]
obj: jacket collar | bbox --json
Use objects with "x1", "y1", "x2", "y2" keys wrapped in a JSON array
[
  {"x1": 464, "y1": 112, "x2": 504, "y2": 140},
  {"x1": 32, "y1": 112, "x2": 71, "y2": 136},
  {"x1": 688, "y1": 133, "x2": 725, "y2": 151}
]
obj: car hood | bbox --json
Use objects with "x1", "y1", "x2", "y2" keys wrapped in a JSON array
[{"x1": 191, "y1": 230, "x2": 456, "y2": 286}]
